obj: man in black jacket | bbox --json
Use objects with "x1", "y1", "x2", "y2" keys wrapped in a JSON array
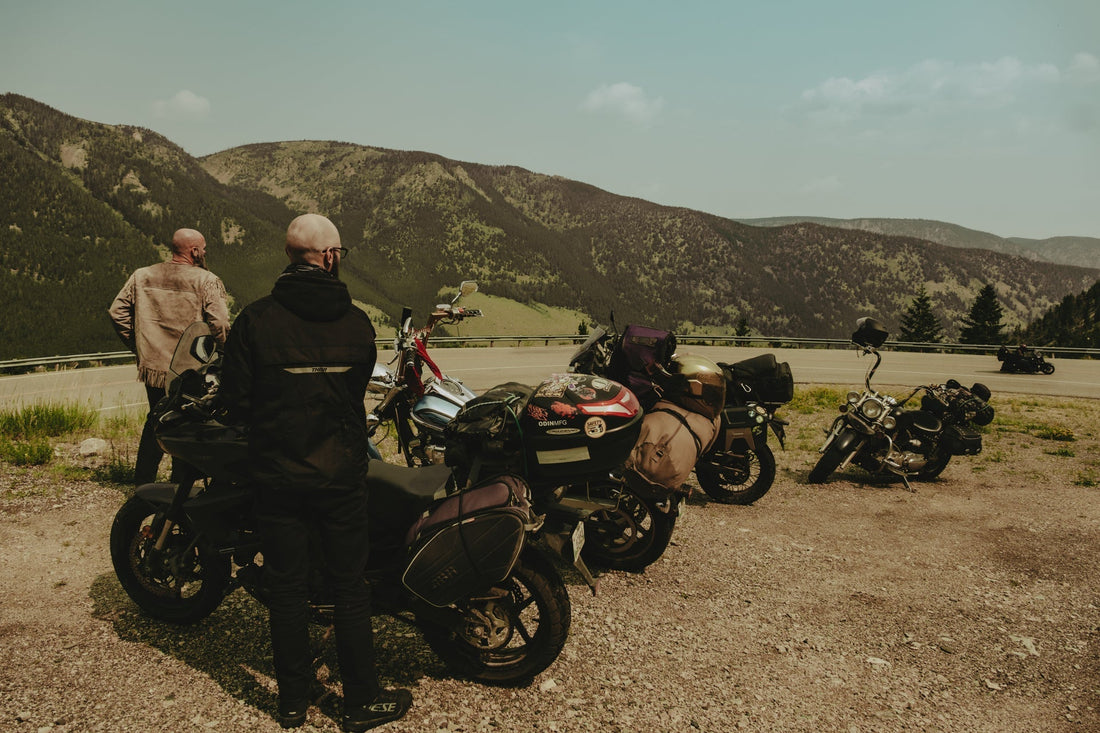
[{"x1": 219, "y1": 214, "x2": 410, "y2": 731}]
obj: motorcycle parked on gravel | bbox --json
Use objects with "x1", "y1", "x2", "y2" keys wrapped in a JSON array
[
  {"x1": 997, "y1": 345, "x2": 1055, "y2": 375},
  {"x1": 808, "y1": 318, "x2": 993, "y2": 489},
  {"x1": 570, "y1": 323, "x2": 790, "y2": 505},
  {"x1": 110, "y1": 322, "x2": 570, "y2": 685},
  {"x1": 365, "y1": 283, "x2": 676, "y2": 581}
]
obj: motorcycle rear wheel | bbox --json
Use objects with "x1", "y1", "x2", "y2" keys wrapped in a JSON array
[
  {"x1": 695, "y1": 443, "x2": 777, "y2": 505},
  {"x1": 418, "y1": 546, "x2": 570, "y2": 686},
  {"x1": 579, "y1": 480, "x2": 676, "y2": 572},
  {"x1": 110, "y1": 496, "x2": 231, "y2": 624}
]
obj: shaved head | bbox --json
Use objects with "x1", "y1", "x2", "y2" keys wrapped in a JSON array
[
  {"x1": 286, "y1": 214, "x2": 341, "y2": 264},
  {"x1": 171, "y1": 228, "x2": 205, "y2": 255},
  {"x1": 170, "y1": 228, "x2": 207, "y2": 268}
]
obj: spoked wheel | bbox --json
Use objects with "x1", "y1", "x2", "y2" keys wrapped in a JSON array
[
  {"x1": 695, "y1": 443, "x2": 777, "y2": 505},
  {"x1": 110, "y1": 496, "x2": 231, "y2": 624},
  {"x1": 419, "y1": 547, "x2": 570, "y2": 685},
  {"x1": 579, "y1": 479, "x2": 676, "y2": 572}
]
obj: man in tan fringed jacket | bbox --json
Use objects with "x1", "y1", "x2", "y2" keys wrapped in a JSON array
[{"x1": 108, "y1": 228, "x2": 230, "y2": 485}]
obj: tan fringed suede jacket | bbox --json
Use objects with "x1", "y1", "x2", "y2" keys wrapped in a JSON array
[{"x1": 108, "y1": 262, "x2": 230, "y2": 389}]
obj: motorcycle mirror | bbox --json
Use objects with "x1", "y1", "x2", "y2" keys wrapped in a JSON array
[
  {"x1": 458, "y1": 280, "x2": 478, "y2": 297},
  {"x1": 852, "y1": 317, "x2": 889, "y2": 349}
]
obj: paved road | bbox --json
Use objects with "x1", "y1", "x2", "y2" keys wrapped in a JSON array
[{"x1": 2, "y1": 345, "x2": 1097, "y2": 412}]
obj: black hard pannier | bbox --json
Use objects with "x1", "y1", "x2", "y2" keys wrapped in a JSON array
[{"x1": 718, "y1": 353, "x2": 794, "y2": 406}]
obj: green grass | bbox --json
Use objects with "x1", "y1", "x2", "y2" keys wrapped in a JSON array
[
  {"x1": 0, "y1": 402, "x2": 98, "y2": 439},
  {"x1": 788, "y1": 386, "x2": 845, "y2": 414},
  {"x1": 0, "y1": 437, "x2": 54, "y2": 465}
]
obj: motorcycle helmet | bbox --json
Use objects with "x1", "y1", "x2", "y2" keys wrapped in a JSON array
[
  {"x1": 852, "y1": 317, "x2": 889, "y2": 348},
  {"x1": 970, "y1": 382, "x2": 992, "y2": 403},
  {"x1": 666, "y1": 353, "x2": 726, "y2": 419}
]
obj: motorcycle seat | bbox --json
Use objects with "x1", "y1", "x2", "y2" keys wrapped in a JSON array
[{"x1": 367, "y1": 460, "x2": 456, "y2": 512}]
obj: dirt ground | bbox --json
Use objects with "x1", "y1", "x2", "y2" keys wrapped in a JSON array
[{"x1": 1, "y1": 389, "x2": 1097, "y2": 732}]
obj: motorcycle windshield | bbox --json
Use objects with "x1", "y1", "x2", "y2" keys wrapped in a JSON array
[
  {"x1": 168, "y1": 321, "x2": 215, "y2": 385},
  {"x1": 569, "y1": 326, "x2": 607, "y2": 366}
]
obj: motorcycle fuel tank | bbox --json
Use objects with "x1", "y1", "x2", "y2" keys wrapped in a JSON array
[
  {"x1": 520, "y1": 373, "x2": 643, "y2": 485},
  {"x1": 411, "y1": 377, "x2": 477, "y2": 431}
]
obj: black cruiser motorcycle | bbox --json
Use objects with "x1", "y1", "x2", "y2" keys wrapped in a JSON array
[
  {"x1": 365, "y1": 283, "x2": 673, "y2": 579},
  {"x1": 997, "y1": 345, "x2": 1055, "y2": 374},
  {"x1": 110, "y1": 322, "x2": 570, "y2": 685},
  {"x1": 808, "y1": 318, "x2": 993, "y2": 489}
]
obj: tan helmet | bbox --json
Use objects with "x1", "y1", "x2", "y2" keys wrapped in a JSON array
[{"x1": 668, "y1": 353, "x2": 726, "y2": 419}]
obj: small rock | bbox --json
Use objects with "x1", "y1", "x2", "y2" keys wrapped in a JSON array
[
  {"x1": 78, "y1": 438, "x2": 110, "y2": 457},
  {"x1": 539, "y1": 678, "x2": 558, "y2": 692}
]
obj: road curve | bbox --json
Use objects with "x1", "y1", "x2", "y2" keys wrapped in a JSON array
[{"x1": 1, "y1": 345, "x2": 1096, "y2": 412}]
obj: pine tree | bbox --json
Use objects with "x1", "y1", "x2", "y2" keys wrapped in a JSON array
[
  {"x1": 898, "y1": 286, "x2": 943, "y2": 343},
  {"x1": 958, "y1": 284, "x2": 1005, "y2": 344}
]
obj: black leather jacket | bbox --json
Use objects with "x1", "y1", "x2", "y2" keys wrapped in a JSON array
[{"x1": 220, "y1": 264, "x2": 377, "y2": 491}]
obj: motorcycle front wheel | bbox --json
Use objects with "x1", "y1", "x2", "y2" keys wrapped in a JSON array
[
  {"x1": 419, "y1": 546, "x2": 570, "y2": 686},
  {"x1": 808, "y1": 435, "x2": 852, "y2": 484},
  {"x1": 110, "y1": 496, "x2": 231, "y2": 624},
  {"x1": 579, "y1": 479, "x2": 676, "y2": 572},
  {"x1": 695, "y1": 443, "x2": 777, "y2": 505},
  {"x1": 1041, "y1": 362, "x2": 1055, "y2": 375}
]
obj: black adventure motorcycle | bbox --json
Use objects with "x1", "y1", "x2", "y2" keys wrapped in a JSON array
[
  {"x1": 364, "y1": 283, "x2": 674, "y2": 582},
  {"x1": 808, "y1": 318, "x2": 994, "y2": 489},
  {"x1": 110, "y1": 322, "x2": 571, "y2": 685},
  {"x1": 569, "y1": 323, "x2": 792, "y2": 505},
  {"x1": 997, "y1": 345, "x2": 1056, "y2": 374}
]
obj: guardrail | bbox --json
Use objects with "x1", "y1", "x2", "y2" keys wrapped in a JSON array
[{"x1": 2, "y1": 336, "x2": 1096, "y2": 373}]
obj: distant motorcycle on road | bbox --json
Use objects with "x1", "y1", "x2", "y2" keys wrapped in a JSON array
[{"x1": 997, "y1": 345, "x2": 1055, "y2": 375}]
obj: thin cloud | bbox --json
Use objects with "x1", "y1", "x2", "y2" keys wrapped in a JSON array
[
  {"x1": 802, "y1": 175, "x2": 842, "y2": 194},
  {"x1": 798, "y1": 55, "x2": 1063, "y2": 123},
  {"x1": 152, "y1": 90, "x2": 211, "y2": 120},
  {"x1": 1068, "y1": 52, "x2": 1100, "y2": 83},
  {"x1": 582, "y1": 82, "x2": 664, "y2": 124}
]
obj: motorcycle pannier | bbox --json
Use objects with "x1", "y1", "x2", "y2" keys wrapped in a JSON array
[
  {"x1": 624, "y1": 400, "x2": 720, "y2": 495},
  {"x1": 402, "y1": 473, "x2": 532, "y2": 607},
  {"x1": 946, "y1": 425, "x2": 983, "y2": 456},
  {"x1": 719, "y1": 353, "x2": 794, "y2": 406}
]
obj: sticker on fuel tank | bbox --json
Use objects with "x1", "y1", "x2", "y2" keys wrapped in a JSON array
[
  {"x1": 546, "y1": 427, "x2": 581, "y2": 435},
  {"x1": 584, "y1": 417, "x2": 607, "y2": 438},
  {"x1": 536, "y1": 446, "x2": 591, "y2": 464}
]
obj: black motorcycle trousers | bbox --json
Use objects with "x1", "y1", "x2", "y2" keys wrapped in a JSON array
[{"x1": 256, "y1": 486, "x2": 378, "y2": 708}]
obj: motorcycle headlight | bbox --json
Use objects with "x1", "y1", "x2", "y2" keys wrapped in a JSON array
[
  {"x1": 882, "y1": 415, "x2": 897, "y2": 431},
  {"x1": 860, "y1": 399, "x2": 885, "y2": 420},
  {"x1": 846, "y1": 391, "x2": 861, "y2": 404}
]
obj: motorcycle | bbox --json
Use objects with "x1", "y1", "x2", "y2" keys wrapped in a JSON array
[
  {"x1": 997, "y1": 345, "x2": 1055, "y2": 374},
  {"x1": 808, "y1": 317, "x2": 993, "y2": 489},
  {"x1": 570, "y1": 323, "x2": 788, "y2": 505},
  {"x1": 110, "y1": 321, "x2": 571, "y2": 685},
  {"x1": 366, "y1": 283, "x2": 676, "y2": 581},
  {"x1": 696, "y1": 354, "x2": 793, "y2": 505}
]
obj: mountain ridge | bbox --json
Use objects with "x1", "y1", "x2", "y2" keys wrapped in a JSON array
[{"x1": 2, "y1": 93, "x2": 1097, "y2": 359}]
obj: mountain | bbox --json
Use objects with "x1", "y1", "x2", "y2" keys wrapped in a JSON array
[
  {"x1": 202, "y1": 141, "x2": 1098, "y2": 341},
  {"x1": 1018, "y1": 280, "x2": 1100, "y2": 348},
  {"x1": 738, "y1": 216, "x2": 1100, "y2": 270},
  {"x1": 2, "y1": 93, "x2": 1098, "y2": 359},
  {"x1": 0, "y1": 94, "x2": 296, "y2": 358}
]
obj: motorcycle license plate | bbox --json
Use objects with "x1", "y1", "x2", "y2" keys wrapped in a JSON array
[{"x1": 571, "y1": 521, "x2": 585, "y2": 560}]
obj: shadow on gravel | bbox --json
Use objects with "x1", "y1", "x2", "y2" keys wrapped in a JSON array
[{"x1": 88, "y1": 572, "x2": 452, "y2": 722}]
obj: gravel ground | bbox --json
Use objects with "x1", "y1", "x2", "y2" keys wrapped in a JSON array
[{"x1": 1, "y1": 393, "x2": 1098, "y2": 732}]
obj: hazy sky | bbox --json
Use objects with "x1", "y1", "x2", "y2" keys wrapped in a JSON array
[{"x1": 2, "y1": 0, "x2": 1098, "y2": 239}]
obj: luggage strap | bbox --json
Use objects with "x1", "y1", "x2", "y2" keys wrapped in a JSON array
[{"x1": 650, "y1": 407, "x2": 706, "y2": 460}]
